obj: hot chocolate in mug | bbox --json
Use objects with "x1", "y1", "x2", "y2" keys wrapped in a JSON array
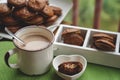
[{"x1": 4, "y1": 26, "x2": 54, "y2": 75}]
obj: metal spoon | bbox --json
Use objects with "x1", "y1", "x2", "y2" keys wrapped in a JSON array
[
  {"x1": 0, "y1": 33, "x2": 12, "y2": 40},
  {"x1": 5, "y1": 27, "x2": 25, "y2": 46}
]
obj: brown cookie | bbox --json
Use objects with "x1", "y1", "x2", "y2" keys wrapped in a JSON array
[
  {"x1": 98, "y1": 37, "x2": 114, "y2": 43},
  {"x1": 62, "y1": 28, "x2": 81, "y2": 37},
  {"x1": 8, "y1": 0, "x2": 27, "y2": 7},
  {"x1": 46, "y1": 15, "x2": 58, "y2": 22},
  {"x1": 42, "y1": 5, "x2": 54, "y2": 17},
  {"x1": 1, "y1": 15, "x2": 19, "y2": 26},
  {"x1": 6, "y1": 25, "x2": 22, "y2": 33},
  {"x1": 62, "y1": 28, "x2": 83, "y2": 46},
  {"x1": 44, "y1": 15, "x2": 58, "y2": 26},
  {"x1": 0, "y1": 3, "x2": 12, "y2": 16},
  {"x1": 58, "y1": 62, "x2": 83, "y2": 75},
  {"x1": 0, "y1": 19, "x2": 2, "y2": 25},
  {"x1": 13, "y1": 7, "x2": 35, "y2": 20},
  {"x1": 45, "y1": 0, "x2": 49, "y2": 5},
  {"x1": 27, "y1": 0, "x2": 47, "y2": 12},
  {"x1": 95, "y1": 39, "x2": 115, "y2": 51},
  {"x1": 50, "y1": 6, "x2": 62, "y2": 16},
  {"x1": 25, "y1": 15, "x2": 44, "y2": 25},
  {"x1": 63, "y1": 33, "x2": 84, "y2": 46},
  {"x1": 93, "y1": 33, "x2": 114, "y2": 41}
]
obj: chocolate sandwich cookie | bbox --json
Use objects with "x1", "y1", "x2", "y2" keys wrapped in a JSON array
[
  {"x1": 92, "y1": 33, "x2": 116, "y2": 51},
  {"x1": 93, "y1": 33, "x2": 114, "y2": 42},
  {"x1": 63, "y1": 33, "x2": 84, "y2": 46},
  {"x1": 62, "y1": 28, "x2": 81, "y2": 37},
  {"x1": 95, "y1": 39, "x2": 115, "y2": 51},
  {"x1": 28, "y1": 0, "x2": 47, "y2": 12},
  {"x1": 62, "y1": 28, "x2": 83, "y2": 46},
  {"x1": 8, "y1": 0, "x2": 27, "y2": 7}
]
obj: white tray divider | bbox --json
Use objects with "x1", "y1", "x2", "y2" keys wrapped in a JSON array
[
  {"x1": 54, "y1": 25, "x2": 64, "y2": 42},
  {"x1": 83, "y1": 29, "x2": 91, "y2": 48},
  {"x1": 115, "y1": 33, "x2": 120, "y2": 54}
]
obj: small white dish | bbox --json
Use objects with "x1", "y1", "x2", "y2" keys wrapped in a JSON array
[{"x1": 52, "y1": 55, "x2": 87, "y2": 80}]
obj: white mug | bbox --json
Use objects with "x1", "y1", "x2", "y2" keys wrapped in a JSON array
[{"x1": 4, "y1": 26, "x2": 54, "y2": 75}]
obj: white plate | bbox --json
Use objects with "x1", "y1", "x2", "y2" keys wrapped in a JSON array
[
  {"x1": 0, "y1": 0, "x2": 73, "y2": 32},
  {"x1": 48, "y1": 0, "x2": 73, "y2": 32}
]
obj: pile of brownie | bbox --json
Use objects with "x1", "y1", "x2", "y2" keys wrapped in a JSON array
[{"x1": 0, "y1": 0, "x2": 62, "y2": 33}]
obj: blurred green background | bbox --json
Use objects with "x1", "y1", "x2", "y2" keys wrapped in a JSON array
[{"x1": 64, "y1": 0, "x2": 120, "y2": 32}]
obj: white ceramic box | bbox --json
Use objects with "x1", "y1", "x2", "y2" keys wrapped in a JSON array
[{"x1": 54, "y1": 24, "x2": 120, "y2": 68}]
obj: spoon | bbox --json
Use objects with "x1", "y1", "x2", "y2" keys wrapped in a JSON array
[
  {"x1": 0, "y1": 33, "x2": 12, "y2": 40},
  {"x1": 5, "y1": 27, "x2": 25, "y2": 46}
]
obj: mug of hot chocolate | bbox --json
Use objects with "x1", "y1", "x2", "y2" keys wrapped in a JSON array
[{"x1": 4, "y1": 25, "x2": 54, "y2": 75}]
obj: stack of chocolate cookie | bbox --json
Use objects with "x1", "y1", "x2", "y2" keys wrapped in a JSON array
[
  {"x1": 0, "y1": 0, "x2": 62, "y2": 33},
  {"x1": 62, "y1": 28, "x2": 84, "y2": 46},
  {"x1": 92, "y1": 33, "x2": 116, "y2": 51}
]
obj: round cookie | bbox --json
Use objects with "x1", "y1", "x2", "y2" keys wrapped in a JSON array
[
  {"x1": 25, "y1": 15, "x2": 44, "y2": 25},
  {"x1": 50, "y1": 6, "x2": 62, "y2": 16},
  {"x1": 42, "y1": 5, "x2": 54, "y2": 17},
  {"x1": 6, "y1": 25, "x2": 22, "y2": 33},
  {"x1": 44, "y1": 15, "x2": 58, "y2": 26},
  {"x1": 27, "y1": 0, "x2": 47, "y2": 12},
  {"x1": 0, "y1": 3, "x2": 12, "y2": 16},
  {"x1": 8, "y1": 0, "x2": 27, "y2": 7},
  {"x1": 13, "y1": 7, "x2": 35, "y2": 20},
  {"x1": 1, "y1": 14, "x2": 18, "y2": 26},
  {"x1": 0, "y1": 19, "x2": 2, "y2": 25}
]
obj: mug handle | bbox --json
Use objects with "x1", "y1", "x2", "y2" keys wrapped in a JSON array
[{"x1": 4, "y1": 48, "x2": 19, "y2": 69}]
